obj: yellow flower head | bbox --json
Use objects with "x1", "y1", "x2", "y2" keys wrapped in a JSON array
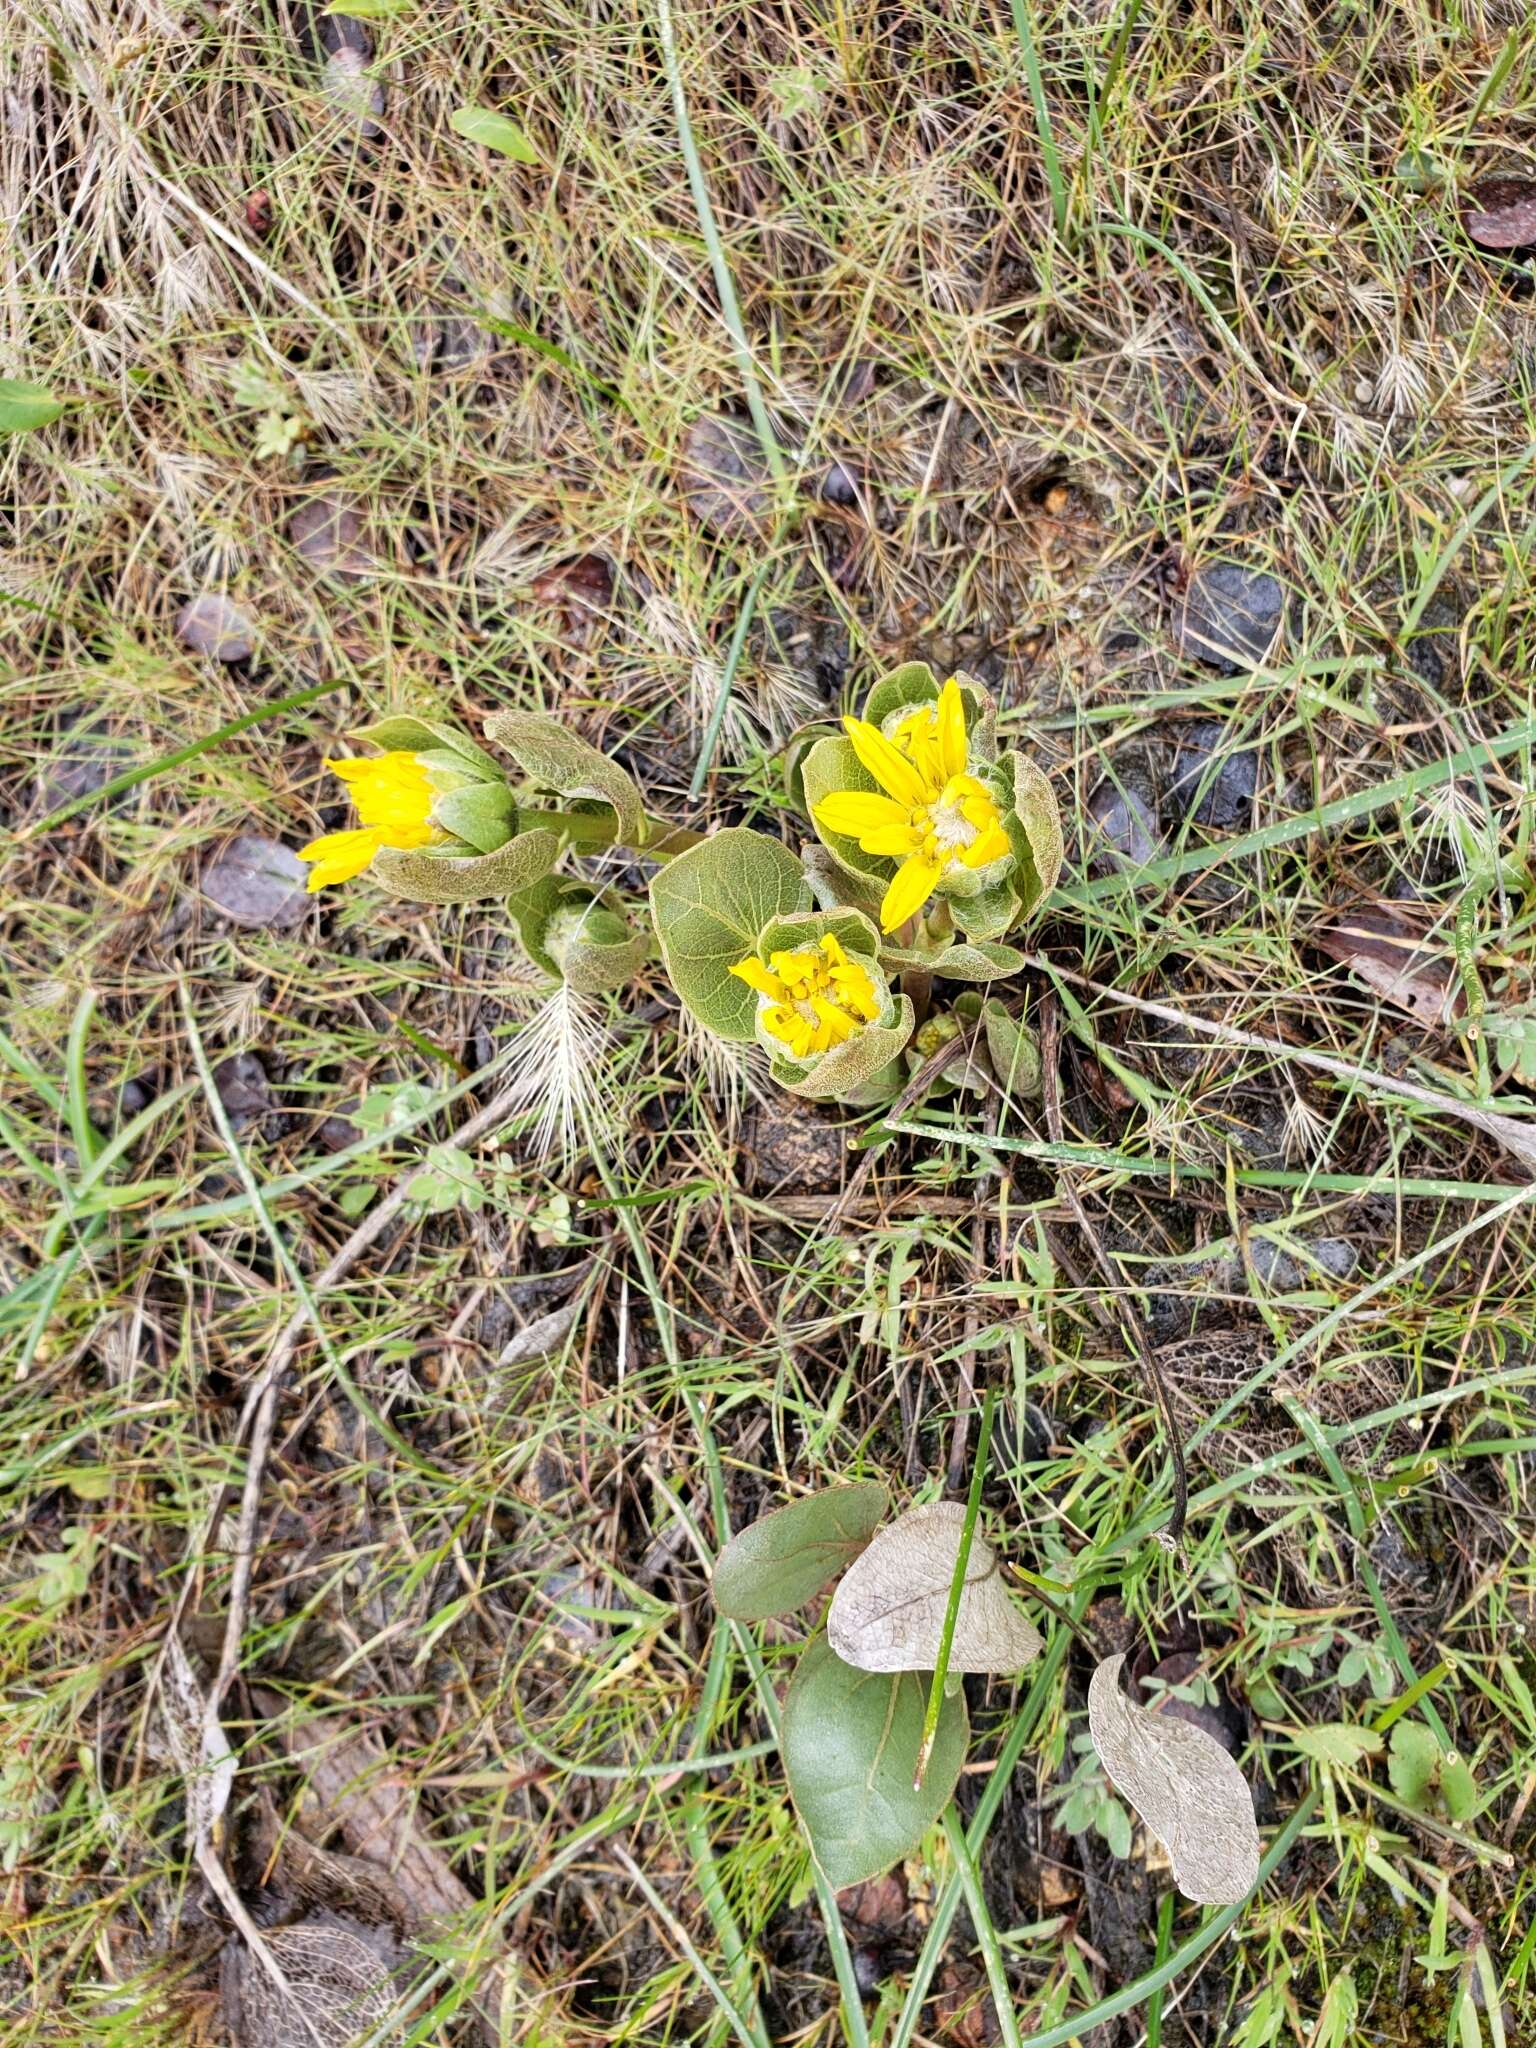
[
  {"x1": 298, "y1": 752, "x2": 443, "y2": 891},
  {"x1": 812, "y1": 678, "x2": 1010, "y2": 933},
  {"x1": 729, "y1": 933, "x2": 882, "y2": 1061}
]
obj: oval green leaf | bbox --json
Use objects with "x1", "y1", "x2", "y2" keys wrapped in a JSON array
[
  {"x1": 711, "y1": 1480, "x2": 890, "y2": 1622},
  {"x1": 0, "y1": 381, "x2": 65, "y2": 433},
  {"x1": 783, "y1": 1634, "x2": 968, "y2": 1891},
  {"x1": 484, "y1": 709, "x2": 644, "y2": 845},
  {"x1": 649, "y1": 828, "x2": 810, "y2": 1040},
  {"x1": 370, "y1": 828, "x2": 558, "y2": 904},
  {"x1": 449, "y1": 105, "x2": 538, "y2": 163}
]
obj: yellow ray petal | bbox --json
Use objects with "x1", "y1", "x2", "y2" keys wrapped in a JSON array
[
  {"x1": 730, "y1": 956, "x2": 782, "y2": 997},
  {"x1": 960, "y1": 825, "x2": 1011, "y2": 869},
  {"x1": 811, "y1": 998, "x2": 856, "y2": 1044},
  {"x1": 297, "y1": 825, "x2": 384, "y2": 890},
  {"x1": 841, "y1": 717, "x2": 930, "y2": 807},
  {"x1": 880, "y1": 852, "x2": 941, "y2": 932},
  {"x1": 814, "y1": 790, "x2": 913, "y2": 842},
  {"x1": 936, "y1": 679, "x2": 967, "y2": 781}
]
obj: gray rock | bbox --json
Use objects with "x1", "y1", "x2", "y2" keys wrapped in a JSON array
[
  {"x1": 175, "y1": 594, "x2": 256, "y2": 663},
  {"x1": 1085, "y1": 762, "x2": 1163, "y2": 870},
  {"x1": 681, "y1": 415, "x2": 775, "y2": 537},
  {"x1": 1168, "y1": 720, "x2": 1258, "y2": 829},
  {"x1": 35, "y1": 723, "x2": 135, "y2": 811},
  {"x1": 1247, "y1": 1236, "x2": 1357, "y2": 1293},
  {"x1": 201, "y1": 832, "x2": 310, "y2": 928},
  {"x1": 213, "y1": 1051, "x2": 273, "y2": 1131},
  {"x1": 291, "y1": 495, "x2": 375, "y2": 581},
  {"x1": 1172, "y1": 560, "x2": 1284, "y2": 672}
]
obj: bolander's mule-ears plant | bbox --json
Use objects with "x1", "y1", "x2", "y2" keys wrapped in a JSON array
[{"x1": 298, "y1": 662, "x2": 1064, "y2": 1114}]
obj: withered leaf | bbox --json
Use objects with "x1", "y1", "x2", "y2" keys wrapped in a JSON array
[
  {"x1": 1315, "y1": 905, "x2": 1457, "y2": 1030},
  {"x1": 1087, "y1": 1653, "x2": 1260, "y2": 1905},
  {"x1": 1462, "y1": 178, "x2": 1536, "y2": 250},
  {"x1": 221, "y1": 1916, "x2": 406, "y2": 2048},
  {"x1": 826, "y1": 1500, "x2": 1043, "y2": 1675}
]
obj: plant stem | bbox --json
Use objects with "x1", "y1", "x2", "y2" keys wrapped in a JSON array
[
  {"x1": 523, "y1": 804, "x2": 704, "y2": 855},
  {"x1": 1009, "y1": 0, "x2": 1068, "y2": 240},
  {"x1": 942, "y1": 1808, "x2": 1022, "y2": 2048},
  {"x1": 915, "y1": 1388, "x2": 998, "y2": 1790}
]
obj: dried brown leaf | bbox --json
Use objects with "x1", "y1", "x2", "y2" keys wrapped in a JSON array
[
  {"x1": 826, "y1": 1501, "x2": 1043, "y2": 1675},
  {"x1": 221, "y1": 1914, "x2": 405, "y2": 2048},
  {"x1": 1315, "y1": 905, "x2": 1457, "y2": 1029},
  {"x1": 1087, "y1": 1653, "x2": 1260, "y2": 1905},
  {"x1": 1463, "y1": 177, "x2": 1536, "y2": 249}
]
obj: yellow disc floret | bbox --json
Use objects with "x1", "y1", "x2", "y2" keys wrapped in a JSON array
[
  {"x1": 811, "y1": 677, "x2": 1010, "y2": 933},
  {"x1": 298, "y1": 751, "x2": 443, "y2": 891},
  {"x1": 730, "y1": 933, "x2": 882, "y2": 1060}
]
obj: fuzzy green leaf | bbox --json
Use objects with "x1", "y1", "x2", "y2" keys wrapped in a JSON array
[
  {"x1": 861, "y1": 660, "x2": 942, "y2": 728},
  {"x1": 949, "y1": 876, "x2": 1022, "y2": 943},
  {"x1": 930, "y1": 939, "x2": 1028, "y2": 981},
  {"x1": 782, "y1": 1634, "x2": 968, "y2": 1890},
  {"x1": 348, "y1": 716, "x2": 500, "y2": 776},
  {"x1": 649, "y1": 829, "x2": 810, "y2": 1040},
  {"x1": 711, "y1": 1481, "x2": 890, "y2": 1622},
  {"x1": 484, "y1": 710, "x2": 645, "y2": 846},
  {"x1": 371, "y1": 828, "x2": 558, "y2": 904},
  {"x1": 0, "y1": 381, "x2": 65, "y2": 433},
  {"x1": 431, "y1": 782, "x2": 518, "y2": 853},
  {"x1": 1003, "y1": 753, "x2": 1064, "y2": 914},
  {"x1": 982, "y1": 1000, "x2": 1041, "y2": 1096},
  {"x1": 448, "y1": 105, "x2": 539, "y2": 162},
  {"x1": 862, "y1": 663, "x2": 997, "y2": 761},
  {"x1": 757, "y1": 905, "x2": 881, "y2": 964},
  {"x1": 1288, "y1": 1723, "x2": 1384, "y2": 1770}
]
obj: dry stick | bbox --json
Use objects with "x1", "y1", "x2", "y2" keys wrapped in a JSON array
[
  {"x1": 1024, "y1": 956, "x2": 1536, "y2": 1179},
  {"x1": 1040, "y1": 994, "x2": 1189, "y2": 1549}
]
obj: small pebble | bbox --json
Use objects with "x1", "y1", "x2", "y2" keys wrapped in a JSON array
[
  {"x1": 1171, "y1": 560, "x2": 1285, "y2": 673},
  {"x1": 213, "y1": 1051, "x2": 273, "y2": 1131},
  {"x1": 1167, "y1": 720, "x2": 1258, "y2": 829},
  {"x1": 175, "y1": 594, "x2": 257, "y2": 663},
  {"x1": 681, "y1": 415, "x2": 775, "y2": 537},
  {"x1": 290, "y1": 495, "x2": 374, "y2": 581},
  {"x1": 1085, "y1": 763, "x2": 1163, "y2": 870},
  {"x1": 201, "y1": 832, "x2": 310, "y2": 929}
]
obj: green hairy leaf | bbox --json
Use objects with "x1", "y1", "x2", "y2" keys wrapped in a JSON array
[
  {"x1": 371, "y1": 828, "x2": 559, "y2": 904},
  {"x1": 485, "y1": 709, "x2": 646, "y2": 846},
  {"x1": 649, "y1": 829, "x2": 810, "y2": 1040},
  {"x1": 350, "y1": 715, "x2": 504, "y2": 779}
]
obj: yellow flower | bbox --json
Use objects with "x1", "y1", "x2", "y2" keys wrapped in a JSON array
[
  {"x1": 298, "y1": 752, "x2": 443, "y2": 891},
  {"x1": 812, "y1": 678, "x2": 1010, "y2": 933},
  {"x1": 730, "y1": 933, "x2": 882, "y2": 1061}
]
